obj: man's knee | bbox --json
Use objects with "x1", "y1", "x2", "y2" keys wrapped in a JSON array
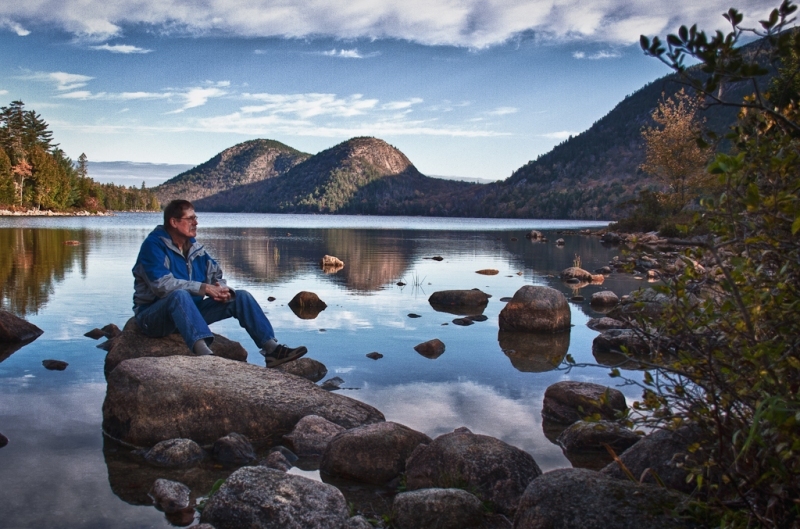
[{"x1": 165, "y1": 289, "x2": 193, "y2": 307}]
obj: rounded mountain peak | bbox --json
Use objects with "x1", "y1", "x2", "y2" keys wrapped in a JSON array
[{"x1": 326, "y1": 137, "x2": 416, "y2": 175}]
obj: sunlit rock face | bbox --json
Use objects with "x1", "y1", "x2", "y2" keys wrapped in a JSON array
[
  {"x1": 102, "y1": 355, "x2": 384, "y2": 448},
  {"x1": 498, "y1": 285, "x2": 571, "y2": 333}
]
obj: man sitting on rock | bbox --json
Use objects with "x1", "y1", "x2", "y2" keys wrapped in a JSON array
[{"x1": 132, "y1": 199, "x2": 307, "y2": 367}]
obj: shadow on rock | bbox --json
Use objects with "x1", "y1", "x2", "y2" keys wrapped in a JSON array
[
  {"x1": 103, "y1": 438, "x2": 230, "y2": 507},
  {"x1": 497, "y1": 330, "x2": 569, "y2": 372}
]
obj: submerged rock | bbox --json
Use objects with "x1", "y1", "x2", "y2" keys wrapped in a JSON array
[
  {"x1": 102, "y1": 355, "x2": 384, "y2": 448},
  {"x1": 42, "y1": 359, "x2": 68, "y2": 371},
  {"x1": 428, "y1": 289, "x2": 490, "y2": 315},
  {"x1": 144, "y1": 438, "x2": 206, "y2": 468},
  {"x1": 498, "y1": 285, "x2": 571, "y2": 333},
  {"x1": 213, "y1": 432, "x2": 256, "y2": 466},
  {"x1": 542, "y1": 381, "x2": 628, "y2": 425},
  {"x1": 320, "y1": 422, "x2": 431, "y2": 485},
  {"x1": 405, "y1": 428, "x2": 541, "y2": 517},
  {"x1": 514, "y1": 468, "x2": 688, "y2": 529},
  {"x1": 200, "y1": 467, "x2": 349, "y2": 529}
]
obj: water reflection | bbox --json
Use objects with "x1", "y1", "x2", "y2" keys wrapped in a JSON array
[
  {"x1": 0, "y1": 228, "x2": 91, "y2": 315},
  {"x1": 497, "y1": 330, "x2": 570, "y2": 372}
]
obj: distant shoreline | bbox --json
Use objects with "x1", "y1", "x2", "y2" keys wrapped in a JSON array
[{"x1": 0, "y1": 209, "x2": 114, "y2": 217}]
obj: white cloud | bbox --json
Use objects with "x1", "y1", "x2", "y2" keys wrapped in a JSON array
[
  {"x1": 0, "y1": 0, "x2": 781, "y2": 47},
  {"x1": 382, "y1": 98, "x2": 423, "y2": 110},
  {"x1": 0, "y1": 89, "x2": 8, "y2": 96},
  {"x1": 169, "y1": 84, "x2": 229, "y2": 113},
  {"x1": 19, "y1": 71, "x2": 94, "y2": 91},
  {"x1": 241, "y1": 92, "x2": 379, "y2": 118},
  {"x1": 486, "y1": 106, "x2": 518, "y2": 116},
  {"x1": 320, "y1": 48, "x2": 380, "y2": 59},
  {"x1": 89, "y1": 43, "x2": 153, "y2": 54},
  {"x1": 0, "y1": 18, "x2": 30, "y2": 36},
  {"x1": 573, "y1": 50, "x2": 622, "y2": 60}
]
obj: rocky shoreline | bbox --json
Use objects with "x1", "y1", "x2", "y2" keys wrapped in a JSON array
[{"x1": 0, "y1": 230, "x2": 704, "y2": 528}]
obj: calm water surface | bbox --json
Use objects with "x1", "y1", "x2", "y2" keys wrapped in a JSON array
[{"x1": 0, "y1": 213, "x2": 644, "y2": 528}]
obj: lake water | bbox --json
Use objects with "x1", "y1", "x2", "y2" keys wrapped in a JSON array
[{"x1": 0, "y1": 213, "x2": 644, "y2": 528}]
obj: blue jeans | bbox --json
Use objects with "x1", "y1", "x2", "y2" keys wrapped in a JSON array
[{"x1": 135, "y1": 289, "x2": 275, "y2": 350}]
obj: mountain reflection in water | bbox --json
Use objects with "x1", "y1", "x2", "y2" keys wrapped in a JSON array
[{"x1": 0, "y1": 213, "x2": 647, "y2": 529}]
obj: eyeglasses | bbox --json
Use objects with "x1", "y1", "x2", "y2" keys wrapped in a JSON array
[{"x1": 176, "y1": 215, "x2": 198, "y2": 222}]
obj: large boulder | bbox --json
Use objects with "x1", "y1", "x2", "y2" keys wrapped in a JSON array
[
  {"x1": 102, "y1": 355, "x2": 384, "y2": 448},
  {"x1": 498, "y1": 285, "x2": 571, "y2": 333},
  {"x1": 405, "y1": 428, "x2": 541, "y2": 517},
  {"x1": 320, "y1": 422, "x2": 431, "y2": 485},
  {"x1": 288, "y1": 291, "x2": 327, "y2": 319},
  {"x1": 542, "y1": 381, "x2": 628, "y2": 425},
  {"x1": 600, "y1": 426, "x2": 702, "y2": 494},
  {"x1": 0, "y1": 309, "x2": 44, "y2": 343},
  {"x1": 104, "y1": 318, "x2": 247, "y2": 374},
  {"x1": 200, "y1": 466, "x2": 349, "y2": 529},
  {"x1": 513, "y1": 468, "x2": 688, "y2": 529},
  {"x1": 283, "y1": 415, "x2": 345, "y2": 458},
  {"x1": 392, "y1": 488, "x2": 485, "y2": 529},
  {"x1": 590, "y1": 291, "x2": 619, "y2": 308},
  {"x1": 428, "y1": 289, "x2": 490, "y2": 315}
]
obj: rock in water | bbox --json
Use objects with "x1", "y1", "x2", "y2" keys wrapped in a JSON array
[
  {"x1": 144, "y1": 438, "x2": 206, "y2": 468},
  {"x1": 498, "y1": 285, "x2": 571, "y2": 333},
  {"x1": 405, "y1": 428, "x2": 541, "y2": 517},
  {"x1": 149, "y1": 478, "x2": 191, "y2": 514},
  {"x1": 513, "y1": 468, "x2": 688, "y2": 529},
  {"x1": 102, "y1": 355, "x2": 384, "y2": 448},
  {"x1": 200, "y1": 467, "x2": 349, "y2": 529},
  {"x1": 542, "y1": 381, "x2": 627, "y2": 425},
  {"x1": 320, "y1": 422, "x2": 432, "y2": 485},
  {"x1": 104, "y1": 318, "x2": 247, "y2": 374},
  {"x1": 0, "y1": 309, "x2": 43, "y2": 343}
]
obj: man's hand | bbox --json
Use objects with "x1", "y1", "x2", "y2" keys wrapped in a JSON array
[{"x1": 201, "y1": 282, "x2": 232, "y2": 302}]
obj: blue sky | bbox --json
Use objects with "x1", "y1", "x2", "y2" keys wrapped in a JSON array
[{"x1": 0, "y1": 0, "x2": 778, "y2": 182}]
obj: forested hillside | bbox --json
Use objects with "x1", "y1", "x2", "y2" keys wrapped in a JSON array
[
  {"x1": 155, "y1": 139, "x2": 309, "y2": 204},
  {"x1": 0, "y1": 101, "x2": 159, "y2": 212},
  {"x1": 194, "y1": 137, "x2": 477, "y2": 214}
]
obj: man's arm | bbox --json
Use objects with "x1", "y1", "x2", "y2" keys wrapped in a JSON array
[{"x1": 136, "y1": 238, "x2": 204, "y2": 298}]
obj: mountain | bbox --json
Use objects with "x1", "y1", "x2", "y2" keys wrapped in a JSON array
[
  {"x1": 154, "y1": 139, "x2": 309, "y2": 204},
  {"x1": 193, "y1": 137, "x2": 477, "y2": 214}
]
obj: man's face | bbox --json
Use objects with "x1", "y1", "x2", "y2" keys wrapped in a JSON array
[{"x1": 171, "y1": 208, "x2": 198, "y2": 239}]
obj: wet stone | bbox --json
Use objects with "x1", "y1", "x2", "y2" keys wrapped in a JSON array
[
  {"x1": 144, "y1": 438, "x2": 206, "y2": 468},
  {"x1": 149, "y1": 478, "x2": 191, "y2": 514},
  {"x1": 213, "y1": 432, "x2": 256, "y2": 466},
  {"x1": 407, "y1": 313, "x2": 421, "y2": 318},
  {"x1": 42, "y1": 359, "x2": 68, "y2": 371},
  {"x1": 366, "y1": 352, "x2": 383, "y2": 360},
  {"x1": 321, "y1": 377, "x2": 345, "y2": 391},
  {"x1": 452, "y1": 318, "x2": 474, "y2": 326}
]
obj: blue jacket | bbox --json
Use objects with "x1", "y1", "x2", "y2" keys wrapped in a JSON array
[{"x1": 132, "y1": 225, "x2": 228, "y2": 313}]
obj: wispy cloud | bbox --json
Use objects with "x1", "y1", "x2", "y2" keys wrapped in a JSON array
[
  {"x1": 241, "y1": 92, "x2": 379, "y2": 118},
  {"x1": 89, "y1": 43, "x2": 153, "y2": 54},
  {"x1": 382, "y1": 98, "x2": 423, "y2": 110},
  {"x1": 540, "y1": 131, "x2": 579, "y2": 140},
  {"x1": 573, "y1": 50, "x2": 622, "y2": 60},
  {"x1": 0, "y1": 18, "x2": 30, "y2": 36},
  {"x1": 320, "y1": 48, "x2": 379, "y2": 59},
  {"x1": 0, "y1": 89, "x2": 8, "y2": 96},
  {"x1": 19, "y1": 71, "x2": 94, "y2": 91},
  {"x1": 0, "y1": 1, "x2": 779, "y2": 47},
  {"x1": 56, "y1": 90, "x2": 173, "y2": 100},
  {"x1": 168, "y1": 83, "x2": 229, "y2": 113},
  {"x1": 486, "y1": 106, "x2": 518, "y2": 116}
]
